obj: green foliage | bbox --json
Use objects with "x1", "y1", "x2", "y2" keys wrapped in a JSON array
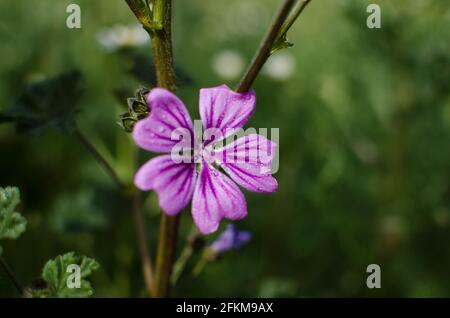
[
  {"x1": 0, "y1": 71, "x2": 84, "y2": 134},
  {"x1": 37, "y1": 252, "x2": 99, "y2": 298},
  {"x1": 1, "y1": 0, "x2": 450, "y2": 298},
  {"x1": 50, "y1": 189, "x2": 109, "y2": 233},
  {"x1": 0, "y1": 187, "x2": 26, "y2": 241}
]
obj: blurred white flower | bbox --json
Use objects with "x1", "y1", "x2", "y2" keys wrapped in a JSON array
[
  {"x1": 226, "y1": 2, "x2": 270, "y2": 37},
  {"x1": 97, "y1": 25, "x2": 148, "y2": 52},
  {"x1": 211, "y1": 50, "x2": 245, "y2": 80},
  {"x1": 264, "y1": 52, "x2": 296, "y2": 81},
  {"x1": 205, "y1": 2, "x2": 270, "y2": 42}
]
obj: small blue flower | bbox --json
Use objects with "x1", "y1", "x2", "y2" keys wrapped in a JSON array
[{"x1": 210, "y1": 224, "x2": 251, "y2": 254}]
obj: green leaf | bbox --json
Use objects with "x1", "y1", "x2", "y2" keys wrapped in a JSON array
[
  {"x1": 0, "y1": 71, "x2": 84, "y2": 134},
  {"x1": 40, "y1": 252, "x2": 99, "y2": 298},
  {"x1": 271, "y1": 34, "x2": 294, "y2": 55},
  {"x1": 0, "y1": 186, "x2": 27, "y2": 241}
]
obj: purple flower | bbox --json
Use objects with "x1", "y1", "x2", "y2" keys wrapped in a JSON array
[
  {"x1": 133, "y1": 84, "x2": 277, "y2": 234},
  {"x1": 211, "y1": 224, "x2": 251, "y2": 254}
]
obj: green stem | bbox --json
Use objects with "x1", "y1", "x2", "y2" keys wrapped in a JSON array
[
  {"x1": 148, "y1": 0, "x2": 179, "y2": 298},
  {"x1": 236, "y1": 0, "x2": 297, "y2": 93},
  {"x1": 75, "y1": 125, "x2": 155, "y2": 296},
  {"x1": 149, "y1": 0, "x2": 177, "y2": 92},
  {"x1": 155, "y1": 211, "x2": 180, "y2": 297},
  {"x1": 171, "y1": 227, "x2": 200, "y2": 285},
  {"x1": 0, "y1": 255, "x2": 23, "y2": 295},
  {"x1": 192, "y1": 251, "x2": 209, "y2": 277},
  {"x1": 125, "y1": 0, "x2": 162, "y2": 32},
  {"x1": 236, "y1": 0, "x2": 313, "y2": 92},
  {"x1": 275, "y1": 0, "x2": 312, "y2": 47},
  {"x1": 74, "y1": 126, "x2": 126, "y2": 189},
  {"x1": 131, "y1": 191, "x2": 155, "y2": 297},
  {"x1": 171, "y1": 239, "x2": 193, "y2": 285}
]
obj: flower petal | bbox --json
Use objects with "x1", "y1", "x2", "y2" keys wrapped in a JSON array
[
  {"x1": 211, "y1": 224, "x2": 251, "y2": 253},
  {"x1": 135, "y1": 155, "x2": 196, "y2": 215},
  {"x1": 199, "y1": 84, "x2": 256, "y2": 144},
  {"x1": 214, "y1": 134, "x2": 278, "y2": 193},
  {"x1": 192, "y1": 162, "x2": 247, "y2": 234},
  {"x1": 133, "y1": 88, "x2": 194, "y2": 153}
]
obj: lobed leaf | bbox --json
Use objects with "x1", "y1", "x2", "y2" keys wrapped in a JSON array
[
  {"x1": 40, "y1": 252, "x2": 100, "y2": 298},
  {"x1": 0, "y1": 186, "x2": 27, "y2": 241},
  {"x1": 0, "y1": 71, "x2": 84, "y2": 134}
]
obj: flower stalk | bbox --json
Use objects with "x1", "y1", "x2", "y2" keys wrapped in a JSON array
[
  {"x1": 125, "y1": 0, "x2": 178, "y2": 298},
  {"x1": 236, "y1": 0, "x2": 297, "y2": 93},
  {"x1": 145, "y1": 0, "x2": 179, "y2": 297},
  {"x1": 148, "y1": 0, "x2": 177, "y2": 92},
  {"x1": 125, "y1": 0, "x2": 162, "y2": 32},
  {"x1": 273, "y1": 0, "x2": 312, "y2": 53},
  {"x1": 74, "y1": 126, "x2": 126, "y2": 189},
  {"x1": 155, "y1": 211, "x2": 179, "y2": 297},
  {"x1": 131, "y1": 191, "x2": 156, "y2": 296},
  {"x1": 171, "y1": 228, "x2": 203, "y2": 285},
  {"x1": 236, "y1": 0, "x2": 313, "y2": 93},
  {"x1": 75, "y1": 125, "x2": 155, "y2": 297}
]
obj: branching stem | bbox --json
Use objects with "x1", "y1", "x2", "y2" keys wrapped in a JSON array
[
  {"x1": 236, "y1": 0, "x2": 297, "y2": 92},
  {"x1": 236, "y1": 0, "x2": 313, "y2": 92}
]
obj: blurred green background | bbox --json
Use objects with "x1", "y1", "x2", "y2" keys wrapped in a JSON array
[{"x1": 1, "y1": 0, "x2": 450, "y2": 297}]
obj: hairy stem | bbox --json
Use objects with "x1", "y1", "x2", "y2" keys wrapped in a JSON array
[
  {"x1": 155, "y1": 213, "x2": 180, "y2": 297},
  {"x1": 236, "y1": 0, "x2": 297, "y2": 93},
  {"x1": 149, "y1": 0, "x2": 179, "y2": 298},
  {"x1": 149, "y1": 0, "x2": 177, "y2": 92},
  {"x1": 0, "y1": 255, "x2": 23, "y2": 295}
]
